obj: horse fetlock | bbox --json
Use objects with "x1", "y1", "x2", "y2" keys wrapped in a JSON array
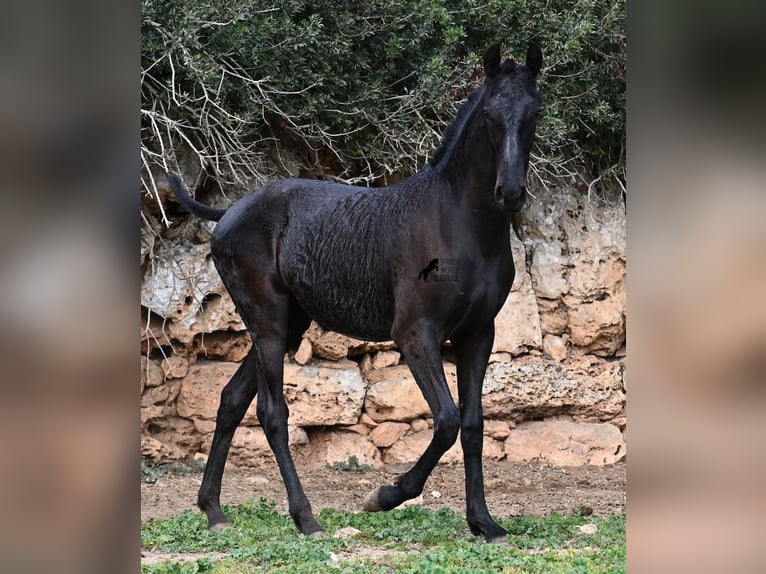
[
  {"x1": 295, "y1": 515, "x2": 324, "y2": 536},
  {"x1": 468, "y1": 516, "x2": 508, "y2": 543},
  {"x1": 208, "y1": 520, "x2": 232, "y2": 533}
]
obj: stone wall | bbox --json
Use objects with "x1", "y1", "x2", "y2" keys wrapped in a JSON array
[{"x1": 140, "y1": 184, "x2": 626, "y2": 468}]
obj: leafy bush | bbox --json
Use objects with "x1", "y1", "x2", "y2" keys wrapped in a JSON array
[
  {"x1": 331, "y1": 455, "x2": 373, "y2": 472},
  {"x1": 141, "y1": 0, "x2": 624, "y2": 214}
]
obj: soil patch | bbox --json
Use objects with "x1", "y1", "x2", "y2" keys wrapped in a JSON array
[{"x1": 141, "y1": 460, "x2": 625, "y2": 522}]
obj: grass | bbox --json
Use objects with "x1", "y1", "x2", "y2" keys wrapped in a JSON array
[
  {"x1": 142, "y1": 500, "x2": 625, "y2": 573},
  {"x1": 142, "y1": 458, "x2": 207, "y2": 484}
]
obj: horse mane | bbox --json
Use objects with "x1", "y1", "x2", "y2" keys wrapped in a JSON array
[{"x1": 427, "y1": 84, "x2": 485, "y2": 168}]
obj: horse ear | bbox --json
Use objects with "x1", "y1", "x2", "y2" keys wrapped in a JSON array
[
  {"x1": 525, "y1": 41, "x2": 543, "y2": 77},
  {"x1": 483, "y1": 42, "x2": 501, "y2": 77}
]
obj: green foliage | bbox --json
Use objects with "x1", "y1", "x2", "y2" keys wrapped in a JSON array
[
  {"x1": 141, "y1": 0, "x2": 624, "y2": 204},
  {"x1": 143, "y1": 558, "x2": 214, "y2": 574},
  {"x1": 330, "y1": 455, "x2": 373, "y2": 472},
  {"x1": 142, "y1": 500, "x2": 625, "y2": 573},
  {"x1": 142, "y1": 458, "x2": 168, "y2": 484},
  {"x1": 141, "y1": 457, "x2": 206, "y2": 484}
]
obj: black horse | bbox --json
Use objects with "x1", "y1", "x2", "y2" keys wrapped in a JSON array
[{"x1": 168, "y1": 42, "x2": 542, "y2": 543}]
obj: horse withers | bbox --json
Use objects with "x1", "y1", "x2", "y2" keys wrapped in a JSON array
[{"x1": 167, "y1": 41, "x2": 543, "y2": 543}]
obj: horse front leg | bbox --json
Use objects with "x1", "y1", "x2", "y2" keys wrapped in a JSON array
[
  {"x1": 453, "y1": 324, "x2": 509, "y2": 542},
  {"x1": 363, "y1": 322, "x2": 460, "y2": 511}
]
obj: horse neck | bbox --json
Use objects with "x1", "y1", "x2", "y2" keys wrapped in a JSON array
[{"x1": 436, "y1": 111, "x2": 509, "y2": 228}]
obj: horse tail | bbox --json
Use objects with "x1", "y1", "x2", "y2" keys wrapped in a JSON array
[{"x1": 167, "y1": 172, "x2": 227, "y2": 222}]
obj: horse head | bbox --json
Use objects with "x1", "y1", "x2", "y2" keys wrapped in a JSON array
[{"x1": 480, "y1": 42, "x2": 543, "y2": 213}]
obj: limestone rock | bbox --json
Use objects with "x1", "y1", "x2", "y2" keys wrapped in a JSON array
[
  {"x1": 168, "y1": 293, "x2": 244, "y2": 345},
  {"x1": 530, "y1": 240, "x2": 569, "y2": 299},
  {"x1": 190, "y1": 331, "x2": 251, "y2": 362},
  {"x1": 303, "y1": 323, "x2": 364, "y2": 360},
  {"x1": 410, "y1": 418, "x2": 429, "y2": 432},
  {"x1": 482, "y1": 355, "x2": 624, "y2": 422},
  {"x1": 504, "y1": 420, "x2": 626, "y2": 466},
  {"x1": 492, "y1": 236, "x2": 543, "y2": 355},
  {"x1": 520, "y1": 187, "x2": 626, "y2": 356},
  {"x1": 282, "y1": 361, "x2": 366, "y2": 426},
  {"x1": 144, "y1": 416, "x2": 202, "y2": 456},
  {"x1": 611, "y1": 415, "x2": 627, "y2": 431},
  {"x1": 383, "y1": 430, "x2": 502, "y2": 465},
  {"x1": 176, "y1": 360, "x2": 366, "y2": 427},
  {"x1": 484, "y1": 420, "x2": 512, "y2": 439},
  {"x1": 345, "y1": 423, "x2": 371, "y2": 436},
  {"x1": 359, "y1": 353, "x2": 373, "y2": 373},
  {"x1": 334, "y1": 527, "x2": 362, "y2": 539},
  {"x1": 192, "y1": 418, "x2": 216, "y2": 434},
  {"x1": 383, "y1": 431, "x2": 435, "y2": 465},
  {"x1": 141, "y1": 241, "x2": 245, "y2": 343},
  {"x1": 141, "y1": 434, "x2": 185, "y2": 461},
  {"x1": 229, "y1": 425, "x2": 309, "y2": 466},
  {"x1": 230, "y1": 426, "x2": 270, "y2": 457},
  {"x1": 536, "y1": 299, "x2": 569, "y2": 336},
  {"x1": 161, "y1": 356, "x2": 189, "y2": 379},
  {"x1": 489, "y1": 352, "x2": 513, "y2": 364},
  {"x1": 566, "y1": 226, "x2": 625, "y2": 302},
  {"x1": 542, "y1": 334, "x2": 567, "y2": 362},
  {"x1": 360, "y1": 412, "x2": 378, "y2": 428},
  {"x1": 141, "y1": 356, "x2": 165, "y2": 390},
  {"x1": 370, "y1": 422, "x2": 410, "y2": 448},
  {"x1": 141, "y1": 405, "x2": 175, "y2": 430},
  {"x1": 294, "y1": 338, "x2": 313, "y2": 365},
  {"x1": 176, "y1": 361, "x2": 259, "y2": 424},
  {"x1": 483, "y1": 437, "x2": 507, "y2": 461},
  {"x1": 566, "y1": 284, "x2": 626, "y2": 356},
  {"x1": 371, "y1": 350, "x2": 401, "y2": 369},
  {"x1": 347, "y1": 340, "x2": 398, "y2": 356},
  {"x1": 310, "y1": 430, "x2": 382, "y2": 468},
  {"x1": 364, "y1": 364, "x2": 458, "y2": 422},
  {"x1": 141, "y1": 383, "x2": 178, "y2": 407}
]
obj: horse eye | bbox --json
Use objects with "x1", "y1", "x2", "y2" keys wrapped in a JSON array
[{"x1": 482, "y1": 108, "x2": 489, "y2": 119}]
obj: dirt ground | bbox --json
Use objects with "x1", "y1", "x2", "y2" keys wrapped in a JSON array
[{"x1": 141, "y1": 460, "x2": 626, "y2": 522}]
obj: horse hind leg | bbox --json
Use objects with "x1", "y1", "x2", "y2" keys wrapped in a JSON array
[
  {"x1": 253, "y1": 294, "x2": 323, "y2": 535},
  {"x1": 197, "y1": 346, "x2": 259, "y2": 531}
]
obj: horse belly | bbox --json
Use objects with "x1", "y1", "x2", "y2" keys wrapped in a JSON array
[
  {"x1": 279, "y1": 190, "x2": 398, "y2": 340},
  {"x1": 292, "y1": 278, "x2": 393, "y2": 341}
]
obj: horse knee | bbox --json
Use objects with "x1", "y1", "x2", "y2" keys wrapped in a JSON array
[
  {"x1": 434, "y1": 406, "x2": 461, "y2": 447},
  {"x1": 459, "y1": 413, "x2": 485, "y2": 451}
]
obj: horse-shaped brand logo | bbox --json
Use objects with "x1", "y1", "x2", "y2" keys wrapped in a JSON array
[{"x1": 417, "y1": 258, "x2": 439, "y2": 282}]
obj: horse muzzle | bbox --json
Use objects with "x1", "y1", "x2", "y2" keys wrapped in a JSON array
[{"x1": 494, "y1": 184, "x2": 527, "y2": 213}]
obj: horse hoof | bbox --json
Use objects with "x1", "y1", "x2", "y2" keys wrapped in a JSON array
[
  {"x1": 208, "y1": 521, "x2": 232, "y2": 533},
  {"x1": 362, "y1": 487, "x2": 382, "y2": 512},
  {"x1": 486, "y1": 534, "x2": 510, "y2": 545},
  {"x1": 308, "y1": 529, "x2": 327, "y2": 538}
]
